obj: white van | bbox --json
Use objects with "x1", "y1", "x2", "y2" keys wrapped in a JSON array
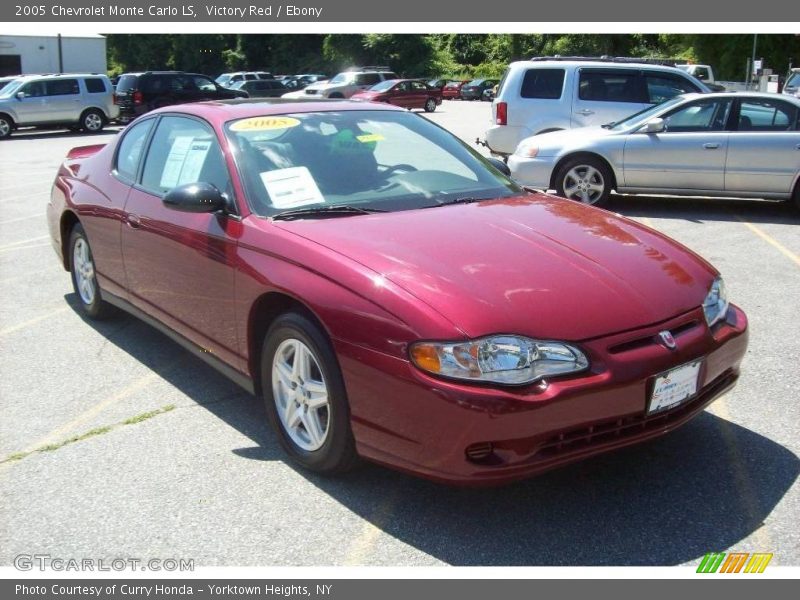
[{"x1": 485, "y1": 57, "x2": 710, "y2": 157}]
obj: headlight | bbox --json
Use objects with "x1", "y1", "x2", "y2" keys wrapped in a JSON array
[
  {"x1": 514, "y1": 140, "x2": 539, "y2": 158},
  {"x1": 702, "y1": 276, "x2": 729, "y2": 327},
  {"x1": 409, "y1": 335, "x2": 588, "y2": 385}
]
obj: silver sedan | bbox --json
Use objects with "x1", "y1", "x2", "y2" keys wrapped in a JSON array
[{"x1": 508, "y1": 92, "x2": 800, "y2": 209}]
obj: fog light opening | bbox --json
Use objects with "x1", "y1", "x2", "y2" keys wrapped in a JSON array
[{"x1": 465, "y1": 442, "x2": 495, "y2": 464}]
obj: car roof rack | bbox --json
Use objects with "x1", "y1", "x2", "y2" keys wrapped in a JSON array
[
  {"x1": 530, "y1": 55, "x2": 677, "y2": 66},
  {"x1": 345, "y1": 66, "x2": 392, "y2": 72}
]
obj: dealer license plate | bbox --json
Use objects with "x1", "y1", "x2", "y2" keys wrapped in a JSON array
[{"x1": 648, "y1": 360, "x2": 702, "y2": 414}]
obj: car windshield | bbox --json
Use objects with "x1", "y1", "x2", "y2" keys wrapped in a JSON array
[
  {"x1": 466, "y1": 79, "x2": 484, "y2": 86},
  {"x1": 0, "y1": 79, "x2": 24, "y2": 97},
  {"x1": 215, "y1": 75, "x2": 231, "y2": 86},
  {"x1": 786, "y1": 72, "x2": 800, "y2": 88},
  {"x1": 230, "y1": 81, "x2": 246, "y2": 90},
  {"x1": 369, "y1": 80, "x2": 396, "y2": 92},
  {"x1": 226, "y1": 110, "x2": 521, "y2": 217},
  {"x1": 328, "y1": 72, "x2": 354, "y2": 84},
  {"x1": 608, "y1": 96, "x2": 686, "y2": 130}
]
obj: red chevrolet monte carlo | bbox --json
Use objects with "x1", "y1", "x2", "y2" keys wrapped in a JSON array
[
  {"x1": 350, "y1": 79, "x2": 442, "y2": 113},
  {"x1": 46, "y1": 100, "x2": 748, "y2": 485}
]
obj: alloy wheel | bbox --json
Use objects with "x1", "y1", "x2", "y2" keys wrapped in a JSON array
[
  {"x1": 562, "y1": 165, "x2": 605, "y2": 204},
  {"x1": 84, "y1": 112, "x2": 103, "y2": 131},
  {"x1": 72, "y1": 237, "x2": 96, "y2": 305}
]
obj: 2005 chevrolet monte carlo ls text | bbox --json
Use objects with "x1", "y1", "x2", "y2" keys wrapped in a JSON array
[{"x1": 46, "y1": 100, "x2": 748, "y2": 485}]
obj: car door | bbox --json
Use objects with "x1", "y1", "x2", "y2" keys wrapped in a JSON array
[
  {"x1": 623, "y1": 97, "x2": 733, "y2": 191},
  {"x1": 725, "y1": 97, "x2": 800, "y2": 195},
  {"x1": 408, "y1": 81, "x2": 429, "y2": 109},
  {"x1": 572, "y1": 68, "x2": 650, "y2": 128},
  {"x1": 120, "y1": 114, "x2": 243, "y2": 369},
  {"x1": 12, "y1": 80, "x2": 52, "y2": 124},
  {"x1": 389, "y1": 81, "x2": 410, "y2": 107},
  {"x1": 44, "y1": 78, "x2": 82, "y2": 122}
]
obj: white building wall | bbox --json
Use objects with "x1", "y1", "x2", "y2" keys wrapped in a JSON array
[{"x1": 0, "y1": 35, "x2": 107, "y2": 74}]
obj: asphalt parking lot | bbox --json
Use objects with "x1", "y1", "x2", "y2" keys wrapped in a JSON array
[{"x1": 1, "y1": 99, "x2": 799, "y2": 568}]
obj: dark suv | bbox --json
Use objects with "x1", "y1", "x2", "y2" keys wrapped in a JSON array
[{"x1": 114, "y1": 71, "x2": 247, "y2": 122}]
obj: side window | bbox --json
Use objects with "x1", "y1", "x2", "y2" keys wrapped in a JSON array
[
  {"x1": 115, "y1": 118, "x2": 154, "y2": 182},
  {"x1": 356, "y1": 73, "x2": 381, "y2": 86},
  {"x1": 411, "y1": 81, "x2": 427, "y2": 91},
  {"x1": 663, "y1": 99, "x2": 731, "y2": 132},
  {"x1": 384, "y1": 73, "x2": 399, "y2": 80},
  {"x1": 231, "y1": 75, "x2": 243, "y2": 83},
  {"x1": 143, "y1": 75, "x2": 168, "y2": 94},
  {"x1": 645, "y1": 73, "x2": 700, "y2": 103},
  {"x1": 395, "y1": 82, "x2": 409, "y2": 92},
  {"x1": 84, "y1": 78, "x2": 107, "y2": 94},
  {"x1": 20, "y1": 81, "x2": 46, "y2": 97},
  {"x1": 140, "y1": 116, "x2": 231, "y2": 196},
  {"x1": 737, "y1": 99, "x2": 798, "y2": 132},
  {"x1": 520, "y1": 68, "x2": 565, "y2": 99},
  {"x1": 579, "y1": 69, "x2": 644, "y2": 103},
  {"x1": 193, "y1": 76, "x2": 217, "y2": 92},
  {"x1": 245, "y1": 74, "x2": 256, "y2": 81},
  {"x1": 46, "y1": 79, "x2": 80, "y2": 96}
]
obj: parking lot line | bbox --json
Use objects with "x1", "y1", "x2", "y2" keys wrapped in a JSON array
[
  {"x1": 736, "y1": 217, "x2": 800, "y2": 268},
  {"x1": 344, "y1": 488, "x2": 401, "y2": 565},
  {"x1": 0, "y1": 305, "x2": 69, "y2": 337},
  {"x1": 0, "y1": 235, "x2": 49, "y2": 251},
  {"x1": 0, "y1": 213, "x2": 45, "y2": 225}
]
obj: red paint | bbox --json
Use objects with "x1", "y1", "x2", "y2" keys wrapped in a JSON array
[
  {"x1": 46, "y1": 100, "x2": 749, "y2": 484},
  {"x1": 350, "y1": 79, "x2": 442, "y2": 111}
]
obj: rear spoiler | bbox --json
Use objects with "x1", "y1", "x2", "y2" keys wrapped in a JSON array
[{"x1": 66, "y1": 143, "x2": 106, "y2": 160}]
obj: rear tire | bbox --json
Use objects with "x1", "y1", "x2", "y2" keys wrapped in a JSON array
[
  {"x1": 80, "y1": 109, "x2": 105, "y2": 133},
  {"x1": 261, "y1": 312, "x2": 358, "y2": 475},
  {"x1": 68, "y1": 224, "x2": 116, "y2": 319},
  {"x1": 791, "y1": 182, "x2": 800, "y2": 211},
  {"x1": 554, "y1": 156, "x2": 613, "y2": 207},
  {"x1": 424, "y1": 98, "x2": 437, "y2": 113}
]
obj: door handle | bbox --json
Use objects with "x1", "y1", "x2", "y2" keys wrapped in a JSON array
[
  {"x1": 126, "y1": 214, "x2": 141, "y2": 229},
  {"x1": 703, "y1": 143, "x2": 720, "y2": 149},
  {"x1": 576, "y1": 109, "x2": 594, "y2": 116}
]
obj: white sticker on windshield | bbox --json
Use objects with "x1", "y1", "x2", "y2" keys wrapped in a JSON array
[{"x1": 260, "y1": 167, "x2": 324, "y2": 209}]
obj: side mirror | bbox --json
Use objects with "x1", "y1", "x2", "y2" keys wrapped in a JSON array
[
  {"x1": 486, "y1": 156, "x2": 511, "y2": 176},
  {"x1": 15, "y1": 91, "x2": 25, "y2": 100},
  {"x1": 163, "y1": 182, "x2": 227, "y2": 213},
  {"x1": 644, "y1": 118, "x2": 665, "y2": 134}
]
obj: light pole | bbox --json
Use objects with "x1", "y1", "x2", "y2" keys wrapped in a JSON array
[{"x1": 749, "y1": 33, "x2": 758, "y2": 90}]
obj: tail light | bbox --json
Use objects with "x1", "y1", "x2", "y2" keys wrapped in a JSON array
[
  {"x1": 496, "y1": 101, "x2": 507, "y2": 126},
  {"x1": 112, "y1": 93, "x2": 118, "y2": 105},
  {"x1": 133, "y1": 90, "x2": 143, "y2": 105}
]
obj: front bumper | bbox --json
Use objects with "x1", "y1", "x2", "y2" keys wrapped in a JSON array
[
  {"x1": 507, "y1": 153, "x2": 559, "y2": 189},
  {"x1": 336, "y1": 305, "x2": 748, "y2": 485}
]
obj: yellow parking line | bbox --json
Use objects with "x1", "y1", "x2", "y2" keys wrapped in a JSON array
[
  {"x1": 736, "y1": 217, "x2": 800, "y2": 267},
  {"x1": 0, "y1": 306, "x2": 69, "y2": 336},
  {"x1": 343, "y1": 488, "x2": 400, "y2": 565}
]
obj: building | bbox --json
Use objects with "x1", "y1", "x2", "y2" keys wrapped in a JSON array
[{"x1": 0, "y1": 34, "x2": 107, "y2": 76}]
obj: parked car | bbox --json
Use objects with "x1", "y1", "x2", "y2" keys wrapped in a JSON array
[
  {"x1": 282, "y1": 67, "x2": 398, "y2": 99},
  {"x1": 0, "y1": 73, "x2": 118, "y2": 139},
  {"x1": 283, "y1": 74, "x2": 328, "y2": 91},
  {"x1": 113, "y1": 71, "x2": 247, "y2": 123},
  {"x1": 508, "y1": 92, "x2": 800, "y2": 209},
  {"x1": 0, "y1": 76, "x2": 18, "y2": 92},
  {"x1": 232, "y1": 79, "x2": 288, "y2": 98},
  {"x1": 350, "y1": 79, "x2": 442, "y2": 112},
  {"x1": 783, "y1": 68, "x2": 800, "y2": 98},
  {"x1": 675, "y1": 64, "x2": 726, "y2": 92},
  {"x1": 46, "y1": 100, "x2": 748, "y2": 484},
  {"x1": 482, "y1": 84, "x2": 498, "y2": 102},
  {"x1": 486, "y1": 56, "x2": 711, "y2": 157},
  {"x1": 460, "y1": 78, "x2": 498, "y2": 100},
  {"x1": 215, "y1": 71, "x2": 273, "y2": 88},
  {"x1": 442, "y1": 80, "x2": 470, "y2": 99}
]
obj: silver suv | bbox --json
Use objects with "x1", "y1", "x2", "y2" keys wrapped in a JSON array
[
  {"x1": 282, "y1": 66, "x2": 399, "y2": 99},
  {"x1": 0, "y1": 73, "x2": 118, "y2": 139},
  {"x1": 485, "y1": 57, "x2": 710, "y2": 157}
]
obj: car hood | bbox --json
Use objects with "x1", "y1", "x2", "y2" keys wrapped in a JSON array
[{"x1": 273, "y1": 194, "x2": 715, "y2": 340}]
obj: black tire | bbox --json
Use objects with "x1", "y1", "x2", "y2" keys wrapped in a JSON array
[
  {"x1": 261, "y1": 311, "x2": 358, "y2": 475},
  {"x1": 68, "y1": 224, "x2": 116, "y2": 319},
  {"x1": 80, "y1": 109, "x2": 105, "y2": 133},
  {"x1": 792, "y1": 181, "x2": 800, "y2": 211},
  {"x1": 0, "y1": 114, "x2": 12, "y2": 139},
  {"x1": 424, "y1": 98, "x2": 437, "y2": 113},
  {"x1": 554, "y1": 155, "x2": 613, "y2": 207}
]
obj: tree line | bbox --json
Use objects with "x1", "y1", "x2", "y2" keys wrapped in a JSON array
[{"x1": 106, "y1": 34, "x2": 800, "y2": 81}]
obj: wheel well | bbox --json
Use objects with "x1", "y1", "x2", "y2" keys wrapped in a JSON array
[
  {"x1": 549, "y1": 152, "x2": 618, "y2": 191},
  {"x1": 80, "y1": 106, "x2": 108, "y2": 123},
  {"x1": 247, "y1": 292, "x2": 327, "y2": 395},
  {"x1": 536, "y1": 127, "x2": 564, "y2": 135},
  {"x1": 0, "y1": 112, "x2": 14, "y2": 124},
  {"x1": 60, "y1": 211, "x2": 80, "y2": 271}
]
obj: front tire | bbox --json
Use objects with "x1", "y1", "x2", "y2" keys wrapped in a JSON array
[
  {"x1": 261, "y1": 312, "x2": 358, "y2": 474},
  {"x1": 80, "y1": 109, "x2": 105, "y2": 133},
  {"x1": 424, "y1": 98, "x2": 437, "y2": 113},
  {"x1": 0, "y1": 114, "x2": 12, "y2": 139},
  {"x1": 554, "y1": 156, "x2": 613, "y2": 207},
  {"x1": 69, "y1": 224, "x2": 115, "y2": 319}
]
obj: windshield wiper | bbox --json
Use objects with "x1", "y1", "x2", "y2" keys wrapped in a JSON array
[
  {"x1": 424, "y1": 196, "x2": 485, "y2": 209},
  {"x1": 271, "y1": 205, "x2": 387, "y2": 221},
  {"x1": 601, "y1": 121, "x2": 616, "y2": 129}
]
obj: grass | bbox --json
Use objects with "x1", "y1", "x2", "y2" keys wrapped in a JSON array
[{"x1": 1, "y1": 404, "x2": 176, "y2": 465}]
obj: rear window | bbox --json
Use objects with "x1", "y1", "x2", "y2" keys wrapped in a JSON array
[
  {"x1": 116, "y1": 74, "x2": 139, "y2": 93},
  {"x1": 520, "y1": 68, "x2": 565, "y2": 99},
  {"x1": 579, "y1": 69, "x2": 644, "y2": 103},
  {"x1": 355, "y1": 73, "x2": 382, "y2": 86},
  {"x1": 84, "y1": 78, "x2": 107, "y2": 93},
  {"x1": 644, "y1": 73, "x2": 699, "y2": 103}
]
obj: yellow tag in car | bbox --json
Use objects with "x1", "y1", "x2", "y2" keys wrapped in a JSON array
[
  {"x1": 356, "y1": 133, "x2": 384, "y2": 143},
  {"x1": 230, "y1": 117, "x2": 301, "y2": 132}
]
